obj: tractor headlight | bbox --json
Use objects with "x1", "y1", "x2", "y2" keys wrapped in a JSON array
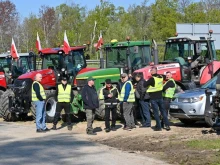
[
  {"x1": 61, "y1": 68, "x2": 65, "y2": 72},
  {"x1": 77, "y1": 87, "x2": 81, "y2": 91}
]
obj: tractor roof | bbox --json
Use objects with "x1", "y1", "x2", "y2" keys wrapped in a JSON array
[
  {"x1": 40, "y1": 46, "x2": 86, "y2": 54},
  {"x1": 104, "y1": 40, "x2": 151, "y2": 47},
  {"x1": 167, "y1": 36, "x2": 215, "y2": 41},
  {"x1": 0, "y1": 53, "x2": 29, "y2": 58}
]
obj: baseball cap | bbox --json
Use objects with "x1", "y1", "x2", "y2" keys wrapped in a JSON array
[
  {"x1": 87, "y1": 76, "x2": 95, "y2": 81},
  {"x1": 121, "y1": 73, "x2": 128, "y2": 78},
  {"x1": 61, "y1": 76, "x2": 67, "y2": 81},
  {"x1": 105, "y1": 79, "x2": 112, "y2": 84}
]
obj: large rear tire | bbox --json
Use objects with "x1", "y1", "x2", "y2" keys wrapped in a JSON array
[
  {"x1": 44, "y1": 93, "x2": 57, "y2": 123},
  {"x1": 0, "y1": 90, "x2": 4, "y2": 117},
  {"x1": 0, "y1": 90, "x2": 18, "y2": 121}
]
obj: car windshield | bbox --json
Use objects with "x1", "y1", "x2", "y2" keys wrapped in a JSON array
[{"x1": 201, "y1": 75, "x2": 218, "y2": 89}]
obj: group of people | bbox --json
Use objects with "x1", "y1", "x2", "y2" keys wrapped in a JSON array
[{"x1": 31, "y1": 65, "x2": 176, "y2": 135}]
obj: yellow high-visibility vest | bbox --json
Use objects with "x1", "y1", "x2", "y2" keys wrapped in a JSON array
[
  {"x1": 147, "y1": 76, "x2": 163, "y2": 93},
  {"x1": 163, "y1": 78, "x2": 176, "y2": 98},
  {"x1": 119, "y1": 81, "x2": 135, "y2": 102},
  {"x1": 57, "y1": 84, "x2": 71, "y2": 102},
  {"x1": 32, "y1": 81, "x2": 46, "y2": 101}
]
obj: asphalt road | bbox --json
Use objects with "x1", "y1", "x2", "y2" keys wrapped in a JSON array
[{"x1": 0, "y1": 121, "x2": 170, "y2": 165}]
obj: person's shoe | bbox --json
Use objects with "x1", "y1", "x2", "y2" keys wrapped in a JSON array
[
  {"x1": 135, "y1": 121, "x2": 141, "y2": 126},
  {"x1": 43, "y1": 128, "x2": 50, "y2": 132},
  {"x1": 67, "y1": 125, "x2": 72, "y2": 131},
  {"x1": 87, "y1": 131, "x2": 97, "y2": 135},
  {"x1": 123, "y1": 127, "x2": 131, "y2": 131},
  {"x1": 154, "y1": 127, "x2": 162, "y2": 131},
  {"x1": 139, "y1": 125, "x2": 151, "y2": 128},
  {"x1": 51, "y1": 125, "x2": 57, "y2": 130},
  {"x1": 111, "y1": 126, "x2": 117, "y2": 131},
  {"x1": 36, "y1": 129, "x2": 46, "y2": 133},
  {"x1": 131, "y1": 125, "x2": 136, "y2": 129},
  {"x1": 161, "y1": 121, "x2": 165, "y2": 129},
  {"x1": 165, "y1": 126, "x2": 171, "y2": 131},
  {"x1": 105, "y1": 128, "x2": 111, "y2": 133}
]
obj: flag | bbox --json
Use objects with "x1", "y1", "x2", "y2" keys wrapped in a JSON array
[
  {"x1": 36, "y1": 32, "x2": 42, "y2": 51},
  {"x1": 10, "y1": 38, "x2": 19, "y2": 59},
  {"x1": 96, "y1": 32, "x2": 104, "y2": 51},
  {"x1": 63, "y1": 30, "x2": 71, "y2": 54}
]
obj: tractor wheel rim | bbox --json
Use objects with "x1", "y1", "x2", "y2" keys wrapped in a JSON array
[{"x1": 45, "y1": 97, "x2": 56, "y2": 117}]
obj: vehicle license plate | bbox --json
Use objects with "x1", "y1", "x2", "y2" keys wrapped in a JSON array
[{"x1": 170, "y1": 105, "x2": 178, "y2": 109}]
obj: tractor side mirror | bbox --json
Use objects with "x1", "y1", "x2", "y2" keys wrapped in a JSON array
[{"x1": 85, "y1": 54, "x2": 90, "y2": 60}]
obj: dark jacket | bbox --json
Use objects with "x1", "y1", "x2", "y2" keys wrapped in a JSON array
[
  {"x1": 136, "y1": 78, "x2": 149, "y2": 101},
  {"x1": 100, "y1": 85, "x2": 119, "y2": 104},
  {"x1": 54, "y1": 83, "x2": 74, "y2": 102},
  {"x1": 33, "y1": 83, "x2": 44, "y2": 101},
  {"x1": 143, "y1": 74, "x2": 165, "y2": 100},
  {"x1": 82, "y1": 84, "x2": 99, "y2": 109}
]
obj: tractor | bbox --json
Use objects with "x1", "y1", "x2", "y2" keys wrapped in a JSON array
[
  {"x1": 75, "y1": 38, "x2": 158, "y2": 118},
  {"x1": 0, "y1": 46, "x2": 97, "y2": 122},
  {"x1": 134, "y1": 30, "x2": 220, "y2": 90}
]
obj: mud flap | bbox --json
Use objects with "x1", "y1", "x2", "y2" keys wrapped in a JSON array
[{"x1": 204, "y1": 89, "x2": 214, "y2": 127}]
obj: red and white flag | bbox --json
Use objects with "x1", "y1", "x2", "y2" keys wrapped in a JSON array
[
  {"x1": 36, "y1": 32, "x2": 42, "y2": 51},
  {"x1": 96, "y1": 32, "x2": 104, "y2": 51},
  {"x1": 63, "y1": 31, "x2": 71, "y2": 54},
  {"x1": 10, "y1": 38, "x2": 19, "y2": 59}
]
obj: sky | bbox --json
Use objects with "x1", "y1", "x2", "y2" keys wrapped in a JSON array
[{"x1": 11, "y1": 0, "x2": 155, "y2": 19}]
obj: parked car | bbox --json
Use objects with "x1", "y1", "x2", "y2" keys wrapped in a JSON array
[{"x1": 170, "y1": 74, "x2": 218, "y2": 125}]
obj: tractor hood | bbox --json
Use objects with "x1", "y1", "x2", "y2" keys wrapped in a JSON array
[
  {"x1": 76, "y1": 68, "x2": 121, "y2": 89},
  {"x1": 134, "y1": 63, "x2": 181, "y2": 81},
  {"x1": 18, "y1": 69, "x2": 54, "y2": 80}
]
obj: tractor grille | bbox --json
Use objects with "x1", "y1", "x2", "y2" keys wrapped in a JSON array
[
  {"x1": 76, "y1": 79, "x2": 87, "y2": 87},
  {"x1": 170, "y1": 108, "x2": 185, "y2": 114},
  {"x1": 14, "y1": 79, "x2": 27, "y2": 87}
]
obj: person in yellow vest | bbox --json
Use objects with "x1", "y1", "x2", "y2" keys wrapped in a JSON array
[
  {"x1": 32, "y1": 73, "x2": 49, "y2": 133},
  {"x1": 143, "y1": 66, "x2": 170, "y2": 131},
  {"x1": 162, "y1": 71, "x2": 176, "y2": 121},
  {"x1": 52, "y1": 76, "x2": 74, "y2": 131},
  {"x1": 99, "y1": 79, "x2": 119, "y2": 132},
  {"x1": 119, "y1": 73, "x2": 135, "y2": 131}
]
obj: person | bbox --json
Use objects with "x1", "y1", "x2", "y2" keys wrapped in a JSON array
[
  {"x1": 162, "y1": 71, "x2": 176, "y2": 127},
  {"x1": 143, "y1": 66, "x2": 170, "y2": 131},
  {"x1": 81, "y1": 76, "x2": 99, "y2": 135},
  {"x1": 99, "y1": 79, "x2": 119, "y2": 132},
  {"x1": 32, "y1": 73, "x2": 49, "y2": 133},
  {"x1": 119, "y1": 73, "x2": 135, "y2": 130},
  {"x1": 134, "y1": 73, "x2": 151, "y2": 127},
  {"x1": 52, "y1": 76, "x2": 74, "y2": 131}
]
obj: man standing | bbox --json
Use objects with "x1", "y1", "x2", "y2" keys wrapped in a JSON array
[
  {"x1": 119, "y1": 73, "x2": 135, "y2": 130},
  {"x1": 82, "y1": 76, "x2": 99, "y2": 135},
  {"x1": 52, "y1": 76, "x2": 74, "y2": 131},
  {"x1": 143, "y1": 66, "x2": 170, "y2": 131},
  {"x1": 135, "y1": 73, "x2": 151, "y2": 127},
  {"x1": 163, "y1": 71, "x2": 176, "y2": 120},
  {"x1": 32, "y1": 73, "x2": 49, "y2": 133},
  {"x1": 99, "y1": 79, "x2": 119, "y2": 132}
]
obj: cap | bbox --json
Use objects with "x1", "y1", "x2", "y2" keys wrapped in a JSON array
[
  {"x1": 121, "y1": 73, "x2": 128, "y2": 78},
  {"x1": 87, "y1": 76, "x2": 95, "y2": 81},
  {"x1": 61, "y1": 76, "x2": 67, "y2": 81},
  {"x1": 105, "y1": 79, "x2": 112, "y2": 84}
]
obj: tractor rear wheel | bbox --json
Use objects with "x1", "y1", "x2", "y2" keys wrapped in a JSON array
[
  {"x1": 45, "y1": 93, "x2": 57, "y2": 123},
  {"x1": 0, "y1": 90, "x2": 18, "y2": 121}
]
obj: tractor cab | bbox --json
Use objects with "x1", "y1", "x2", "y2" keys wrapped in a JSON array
[
  {"x1": 40, "y1": 47, "x2": 87, "y2": 85},
  {"x1": 164, "y1": 35, "x2": 216, "y2": 84},
  {"x1": 104, "y1": 40, "x2": 152, "y2": 74}
]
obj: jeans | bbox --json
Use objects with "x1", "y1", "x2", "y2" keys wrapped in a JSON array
[
  {"x1": 139, "y1": 100, "x2": 151, "y2": 127},
  {"x1": 34, "y1": 101, "x2": 46, "y2": 130},
  {"x1": 150, "y1": 98, "x2": 169, "y2": 129}
]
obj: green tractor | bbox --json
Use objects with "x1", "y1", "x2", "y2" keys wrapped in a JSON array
[{"x1": 75, "y1": 38, "x2": 158, "y2": 119}]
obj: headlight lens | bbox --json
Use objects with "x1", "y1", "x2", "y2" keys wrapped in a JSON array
[{"x1": 180, "y1": 96, "x2": 203, "y2": 103}]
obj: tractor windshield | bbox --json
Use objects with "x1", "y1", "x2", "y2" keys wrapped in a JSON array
[
  {"x1": 106, "y1": 46, "x2": 151, "y2": 70},
  {"x1": 42, "y1": 54, "x2": 64, "y2": 70},
  {"x1": 0, "y1": 57, "x2": 12, "y2": 73}
]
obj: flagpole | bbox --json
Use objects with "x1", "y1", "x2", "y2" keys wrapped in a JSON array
[{"x1": 99, "y1": 31, "x2": 104, "y2": 69}]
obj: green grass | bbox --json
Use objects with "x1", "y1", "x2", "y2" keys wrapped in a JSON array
[{"x1": 187, "y1": 139, "x2": 220, "y2": 150}]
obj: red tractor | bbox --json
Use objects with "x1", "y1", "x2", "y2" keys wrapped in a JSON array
[
  {"x1": 134, "y1": 31, "x2": 220, "y2": 90},
  {"x1": 0, "y1": 46, "x2": 97, "y2": 121}
]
